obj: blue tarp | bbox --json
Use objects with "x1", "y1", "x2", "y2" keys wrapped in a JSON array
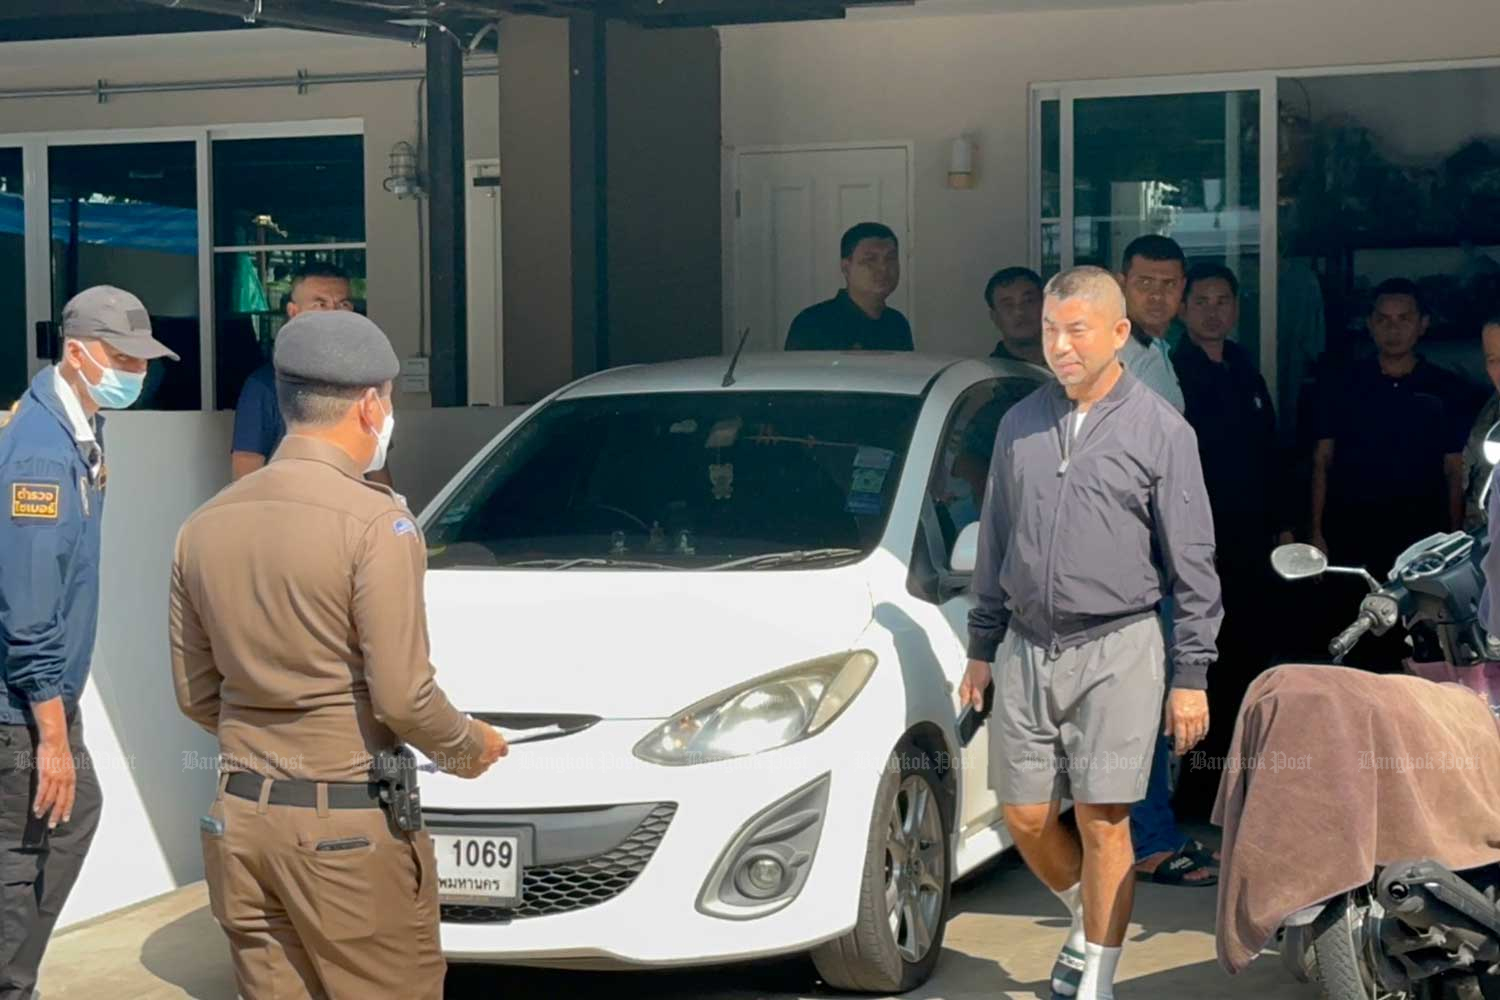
[{"x1": 0, "y1": 192, "x2": 196, "y2": 256}]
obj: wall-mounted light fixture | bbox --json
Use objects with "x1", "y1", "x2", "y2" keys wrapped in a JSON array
[
  {"x1": 383, "y1": 140, "x2": 423, "y2": 199},
  {"x1": 947, "y1": 134, "x2": 978, "y2": 190}
]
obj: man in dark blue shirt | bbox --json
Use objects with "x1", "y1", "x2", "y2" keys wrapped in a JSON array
[
  {"x1": 231, "y1": 262, "x2": 393, "y2": 487},
  {"x1": 0, "y1": 286, "x2": 178, "y2": 998},
  {"x1": 784, "y1": 223, "x2": 913, "y2": 352}
]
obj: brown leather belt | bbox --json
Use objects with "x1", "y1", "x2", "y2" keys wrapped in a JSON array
[{"x1": 224, "y1": 771, "x2": 384, "y2": 810}]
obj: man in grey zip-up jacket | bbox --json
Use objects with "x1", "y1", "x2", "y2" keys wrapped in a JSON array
[{"x1": 959, "y1": 266, "x2": 1221, "y2": 1000}]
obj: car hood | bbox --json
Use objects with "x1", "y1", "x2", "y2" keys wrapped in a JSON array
[{"x1": 424, "y1": 567, "x2": 876, "y2": 719}]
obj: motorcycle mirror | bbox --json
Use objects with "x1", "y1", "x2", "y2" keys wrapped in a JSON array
[
  {"x1": 1485, "y1": 421, "x2": 1500, "y2": 467},
  {"x1": 1271, "y1": 543, "x2": 1329, "y2": 581}
]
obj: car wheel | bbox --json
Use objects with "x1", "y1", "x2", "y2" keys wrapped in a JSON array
[{"x1": 812, "y1": 747, "x2": 951, "y2": 994}]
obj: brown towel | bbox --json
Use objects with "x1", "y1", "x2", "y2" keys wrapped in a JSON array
[{"x1": 1213, "y1": 663, "x2": 1500, "y2": 973}]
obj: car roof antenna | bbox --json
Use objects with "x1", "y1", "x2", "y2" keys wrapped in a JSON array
[{"x1": 722, "y1": 328, "x2": 752, "y2": 387}]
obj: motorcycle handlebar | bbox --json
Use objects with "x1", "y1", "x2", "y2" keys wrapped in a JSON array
[{"x1": 1329, "y1": 611, "x2": 1376, "y2": 659}]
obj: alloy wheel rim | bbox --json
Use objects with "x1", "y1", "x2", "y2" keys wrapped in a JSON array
[{"x1": 883, "y1": 775, "x2": 945, "y2": 965}]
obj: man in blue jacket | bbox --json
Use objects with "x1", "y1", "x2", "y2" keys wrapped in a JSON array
[
  {"x1": 0, "y1": 285, "x2": 178, "y2": 998},
  {"x1": 960, "y1": 266, "x2": 1220, "y2": 1000}
]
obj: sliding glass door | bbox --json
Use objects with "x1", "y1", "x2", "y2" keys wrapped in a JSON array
[{"x1": 1036, "y1": 76, "x2": 1277, "y2": 392}]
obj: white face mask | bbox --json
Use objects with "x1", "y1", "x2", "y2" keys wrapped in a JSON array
[{"x1": 366, "y1": 398, "x2": 395, "y2": 474}]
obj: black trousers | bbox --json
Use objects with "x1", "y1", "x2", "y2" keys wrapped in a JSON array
[
  {"x1": 0, "y1": 710, "x2": 102, "y2": 1000},
  {"x1": 1174, "y1": 545, "x2": 1277, "y2": 819}
]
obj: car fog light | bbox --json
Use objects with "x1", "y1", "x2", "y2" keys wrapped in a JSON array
[
  {"x1": 740, "y1": 855, "x2": 786, "y2": 898},
  {"x1": 698, "y1": 773, "x2": 831, "y2": 920}
]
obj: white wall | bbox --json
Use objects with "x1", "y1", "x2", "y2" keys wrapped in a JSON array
[
  {"x1": 0, "y1": 27, "x2": 500, "y2": 409},
  {"x1": 720, "y1": 0, "x2": 1500, "y2": 357},
  {"x1": 58, "y1": 405, "x2": 521, "y2": 929},
  {"x1": 58, "y1": 412, "x2": 231, "y2": 928}
]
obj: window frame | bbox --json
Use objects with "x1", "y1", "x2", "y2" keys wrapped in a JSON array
[
  {"x1": 4, "y1": 118, "x2": 363, "y2": 411},
  {"x1": 208, "y1": 125, "x2": 367, "y2": 412}
]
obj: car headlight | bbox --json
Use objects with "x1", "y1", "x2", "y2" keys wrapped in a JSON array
[{"x1": 633, "y1": 651, "x2": 878, "y2": 766}]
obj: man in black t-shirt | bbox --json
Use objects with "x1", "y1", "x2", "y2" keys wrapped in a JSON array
[
  {"x1": 784, "y1": 222, "x2": 913, "y2": 352},
  {"x1": 984, "y1": 266, "x2": 1046, "y2": 366},
  {"x1": 1310, "y1": 279, "x2": 1473, "y2": 579},
  {"x1": 1171, "y1": 263, "x2": 1288, "y2": 816}
]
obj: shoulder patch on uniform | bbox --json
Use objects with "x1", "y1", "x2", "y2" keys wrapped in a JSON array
[
  {"x1": 393, "y1": 516, "x2": 417, "y2": 538},
  {"x1": 11, "y1": 482, "x2": 60, "y2": 521}
]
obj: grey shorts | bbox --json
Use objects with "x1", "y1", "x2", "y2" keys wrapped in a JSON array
[{"x1": 990, "y1": 616, "x2": 1166, "y2": 805}]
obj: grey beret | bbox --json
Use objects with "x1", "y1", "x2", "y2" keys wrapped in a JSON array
[{"x1": 273, "y1": 311, "x2": 400, "y2": 388}]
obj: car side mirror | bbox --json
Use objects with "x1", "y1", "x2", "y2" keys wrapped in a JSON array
[
  {"x1": 1271, "y1": 543, "x2": 1327, "y2": 582},
  {"x1": 951, "y1": 522, "x2": 981, "y2": 575}
]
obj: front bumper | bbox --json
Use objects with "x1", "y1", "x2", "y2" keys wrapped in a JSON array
[{"x1": 422, "y1": 719, "x2": 887, "y2": 966}]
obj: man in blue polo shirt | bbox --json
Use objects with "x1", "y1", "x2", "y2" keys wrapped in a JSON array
[
  {"x1": 0, "y1": 286, "x2": 179, "y2": 999},
  {"x1": 230, "y1": 262, "x2": 393, "y2": 486}
]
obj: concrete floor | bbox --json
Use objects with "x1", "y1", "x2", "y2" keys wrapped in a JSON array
[{"x1": 40, "y1": 841, "x2": 1318, "y2": 1000}]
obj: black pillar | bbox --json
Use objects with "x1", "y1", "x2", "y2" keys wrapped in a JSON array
[
  {"x1": 569, "y1": 12, "x2": 608, "y2": 377},
  {"x1": 426, "y1": 29, "x2": 467, "y2": 406}
]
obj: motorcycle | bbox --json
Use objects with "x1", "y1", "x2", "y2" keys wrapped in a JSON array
[{"x1": 1268, "y1": 426, "x2": 1500, "y2": 1000}]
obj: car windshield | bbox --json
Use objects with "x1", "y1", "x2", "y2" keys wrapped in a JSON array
[{"x1": 425, "y1": 390, "x2": 923, "y2": 570}]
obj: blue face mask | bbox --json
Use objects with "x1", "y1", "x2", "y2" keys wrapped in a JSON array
[{"x1": 79, "y1": 347, "x2": 145, "y2": 410}]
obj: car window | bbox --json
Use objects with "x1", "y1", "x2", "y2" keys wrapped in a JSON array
[
  {"x1": 426, "y1": 390, "x2": 923, "y2": 570},
  {"x1": 928, "y1": 377, "x2": 1042, "y2": 558}
]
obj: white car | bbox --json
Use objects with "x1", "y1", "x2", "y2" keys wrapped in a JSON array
[{"x1": 416, "y1": 351, "x2": 1049, "y2": 992}]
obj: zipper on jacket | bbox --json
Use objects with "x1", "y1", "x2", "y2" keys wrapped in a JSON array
[
  {"x1": 1043, "y1": 403, "x2": 1072, "y2": 659},
  {"x1": 1042, "y1": 390, "x2": 1121, "y2": 659}
]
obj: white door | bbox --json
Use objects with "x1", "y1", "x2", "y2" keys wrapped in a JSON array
[
  {"x1": 466, "y1": 158, "x2": 503, "y2": 405},
  {"x1": 733, "y1": 145, "x2": 910, "y2": 354}
]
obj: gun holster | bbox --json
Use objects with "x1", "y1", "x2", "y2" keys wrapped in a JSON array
[{"x1": 372, "y1": 746, "x2": 424, "y2": 834}]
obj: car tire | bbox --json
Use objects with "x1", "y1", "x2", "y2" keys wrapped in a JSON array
[{"x1": 812, "y1": 746, "x2": 951, "y2": 994}]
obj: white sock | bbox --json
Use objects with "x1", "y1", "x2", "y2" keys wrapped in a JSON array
[
  {"x1": 1077, "y1": 942, "x2": 1122, "y2": 1000},
  {"x1": 1049, "y1": 883, "x2": 1087, "y2": 996},
  {"x1": 1052, "y1": 882, "x2": 1086, "y2": 952}
]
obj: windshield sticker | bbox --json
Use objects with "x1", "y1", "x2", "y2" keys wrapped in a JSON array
[
  {"x1": 846, "y1": 490, "x2": 883, "y2": 516},
  {"x1": 670, "y1": 419, "x2": 699, "y2": 435},
  {"x1": 437, "y1": 504, "x2": 469, "y2": 526},
  {"x1": 854, "y1": 446, "x2": 895, "y2": 471},
  {"x1": 851, "y1": 465, "x2": 888, "y2": 495},
  {"x1": 708, "y1": 463, "x2": 734, "y2": 500}
]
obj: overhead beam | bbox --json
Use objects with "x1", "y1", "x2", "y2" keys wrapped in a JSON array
[
  {"x1": 133, "y1": 0, "x2": 428, "y2": 44},
  {"x1": 426, "y1": 27, "x2": 469, "y2": 406},
  {"x1": 0, "y1": 11, "x2": 244, "y2": 41}
]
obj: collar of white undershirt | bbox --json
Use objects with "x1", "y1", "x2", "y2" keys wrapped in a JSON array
[{"x1": 52, "y1": 365, "x2": 97, "y2": 445}]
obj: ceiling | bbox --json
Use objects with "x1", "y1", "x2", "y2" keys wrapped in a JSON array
[{"x1": 0, "y1": 0, "x2": 912, "y2": 46}]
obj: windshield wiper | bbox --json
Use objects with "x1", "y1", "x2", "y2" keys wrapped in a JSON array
[
  {"x1": 500, "y1": 557, "x2": 678, "y2": 570},
  {"x1": 706, "y1": 547, "x2": 865, "y2": 571}
]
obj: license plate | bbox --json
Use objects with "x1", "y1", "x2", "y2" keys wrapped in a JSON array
[{"x1": 434, "y1": 834, "x2": 522, "y2": 906}]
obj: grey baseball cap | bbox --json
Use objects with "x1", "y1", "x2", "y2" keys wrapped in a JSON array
[
  {"x1": 273, "y1": 310, "x2": 399, "y2": 388},
  {"x1": 61, "y1": 285, "x2": 180, "y2": 361}
]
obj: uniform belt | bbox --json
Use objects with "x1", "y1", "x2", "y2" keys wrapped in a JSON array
[{"x1": 223, "y1": 771, "x2": 384, "y2": 810}]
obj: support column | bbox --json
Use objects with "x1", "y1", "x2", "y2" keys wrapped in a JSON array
[
  {"x1": 569, "y1": 12, "x2": 608, "y2": 377},
  {"x1": 426, "y1": 28, "x2": 467, "y2": 406}
]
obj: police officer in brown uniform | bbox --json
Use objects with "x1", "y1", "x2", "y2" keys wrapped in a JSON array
[{"x1": 168, "y1": 310, "x2": 507, "y2": 999}]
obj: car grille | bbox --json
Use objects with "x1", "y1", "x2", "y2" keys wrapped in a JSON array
[{"x1": 441, "y1": 803, "x2": 676, "y2": 922}]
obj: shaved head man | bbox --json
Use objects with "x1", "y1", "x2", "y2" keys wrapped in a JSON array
[{"x1": 961, "y1": 271, "x2": 1221, "y2": 999}]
